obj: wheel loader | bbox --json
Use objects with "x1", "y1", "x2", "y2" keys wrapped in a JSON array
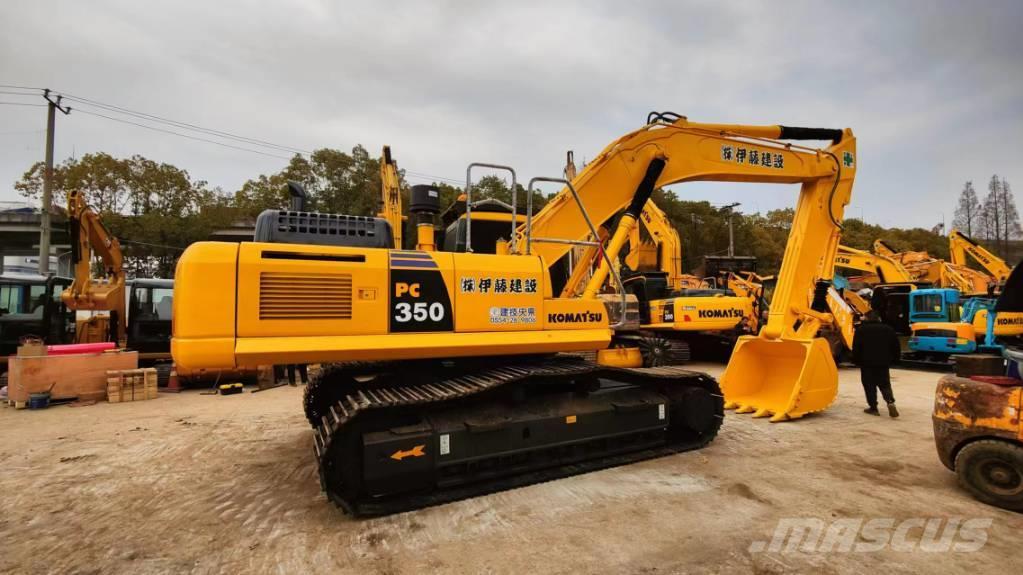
[{"x1": 172, "y1": 113, "x2": 857, "y2": 515}]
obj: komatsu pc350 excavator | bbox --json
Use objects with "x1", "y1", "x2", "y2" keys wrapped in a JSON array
[{"x1": 172, "y1": 113, "x2": 856, "y2": 514}]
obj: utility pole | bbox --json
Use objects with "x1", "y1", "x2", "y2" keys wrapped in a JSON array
[
  {"x1": 39, "y1": 89, "x2": 71, "y2": 275},
  {"x1": 720, "y1": 202, "x2": 741, "y2": 257},
  {"x1": 728, "y1": 215, "x2": 734, "y2": 257}
]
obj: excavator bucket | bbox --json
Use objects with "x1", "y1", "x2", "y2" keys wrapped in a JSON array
[{"x1": 720, "y1": 335, "x2": 838, "y2": 422}]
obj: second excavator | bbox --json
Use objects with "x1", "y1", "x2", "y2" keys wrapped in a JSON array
[
  {"x1": 949, "y1": 228, "x2": 1013, "y2": 288},
  {"x1": 172, "y1": 113, "x2": 857, "y2": 514}
]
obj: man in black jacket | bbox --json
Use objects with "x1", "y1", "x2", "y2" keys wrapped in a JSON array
[{"x1": 852, "y1": 312, "x2": 901, "y2": 417}]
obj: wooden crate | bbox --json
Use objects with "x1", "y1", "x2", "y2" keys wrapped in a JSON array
[
  {"x1": 106, "y1": 368, "x2": 158, "y2": 403},
  {"x1": 8, "y1": 351, "x2": 139, "y2": 406}
]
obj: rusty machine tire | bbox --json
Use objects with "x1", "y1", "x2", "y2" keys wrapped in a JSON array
[{"x1": 954, "y1": 439, "x2": 1023, "y2": 512}]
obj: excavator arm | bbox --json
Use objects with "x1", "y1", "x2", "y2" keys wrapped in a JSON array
[
  {"x1": 378, "y1": 146, "x2": 403, "y2": 249},
  {"x1": 949, "y1": 228, "x2": 1011, "y2": 285},
  {"x1": 627, "y1": 201, "x2": 686, "y2": 291},
  {"x1": 834, "y1": 244, "x2": 914, "y2": 284},
  {"x1": 61, "y1": 190, "x2": 127, "y2": 346},
  {"x1": 873, "y1": 239, "x2": 899, "y2": 259},
  {"x1": 941, "y1": 261, "x2": 991, "y2": 296}
]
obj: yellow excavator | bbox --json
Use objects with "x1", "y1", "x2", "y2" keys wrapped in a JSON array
[
  {"x1": 172, "y1": 114, "x2": 856, "y2": 514},
  {"x1": 835, "y1": 244, "x2": 915, "y2": 286},
  {"x1": 62, "y1": 189, "x2": 128, "y2": 347},
  {"x1": 874, "y1": 239, "x2": 990, "y2": 296},
  {"x1": 949, "y1": 228, "x2": 1013, "y2": 288},
  {"x1": 832, "y1": 243, "x2": 919, "y2": 334},
  {"x1": 618, "y1": 198, "x2": 765, "y2": 362}
]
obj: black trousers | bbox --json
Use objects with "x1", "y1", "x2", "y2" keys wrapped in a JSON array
[
  {"x1": 287, "y1": 364, "x2": 308, "y2": 385},
  {"x1": 861, "y1": 366, "x2": 895, "y2": 408}
]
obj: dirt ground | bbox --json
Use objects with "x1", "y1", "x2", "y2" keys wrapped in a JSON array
[{"x1": 1, "y1": 364, "x2": 1020, "y2": 575}]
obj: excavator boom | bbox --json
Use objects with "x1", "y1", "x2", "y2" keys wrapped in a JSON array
[
  {"x1": 379, "y1": 146, "x2": 403, "y2": 249},
  {"x1": 834, "y1": 244, "x2": 914, "y2": 284},
  {"x1": 949, "y1": 228, "x2": 1011, "y2": 285},
  {"x1": 61, "y1": 190, "x2": 127, "y2": 346}
]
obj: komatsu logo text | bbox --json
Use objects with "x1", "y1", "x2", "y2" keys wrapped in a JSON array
[
  {"x1": 548, "y1": 311, "x2": 603, "y2": 324},
  {"x1": 997, "y1": 316, "x2": 1023, "y2": 326},
  {"x1": 698, "y1": 309, "x2": 745, "y2": 319}
]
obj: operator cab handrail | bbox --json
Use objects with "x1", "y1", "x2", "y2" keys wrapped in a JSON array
[
  {"x1": 465, "y1": 163, "x2": 517, "y2": 254},
  {"x1": 525, "y1": 176, "x2": 627, "y2": 330}
]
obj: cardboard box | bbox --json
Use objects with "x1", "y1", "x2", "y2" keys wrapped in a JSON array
[{"x1": 105, "y1": 368, "x2": 159, "y2": 403}]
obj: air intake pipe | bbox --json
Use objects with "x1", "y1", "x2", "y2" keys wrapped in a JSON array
[{"x1": 287, "y1": 181, "x2": 308, "y2": 212}]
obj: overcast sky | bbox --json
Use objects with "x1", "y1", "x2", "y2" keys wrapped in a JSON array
[{"x1": 1, "y1": 0, "x2": 1021, "y2": 229}]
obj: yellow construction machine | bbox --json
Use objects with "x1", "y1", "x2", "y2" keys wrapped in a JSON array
[
  {"x1": 949, "y1": 228, "x2": 1013, "y2": 288},
  {"x1": 378, "y1": 145, "x2": 405, "y2": 250},
  {"x1": 874, "y1": 239, "x2": 991, "y2": 296},
  {"x1": 834, "y1": 244, "x2": 915, "y2": 286},
  {"x1": 617, "y1": 198, "x2": 765, "y2": 362},
  {"x1": 172, "y1": 114, "x2": 856, "y2": 514},
  {"x1": 62, "y1": 189, "x2": 128, "y2": 347}
]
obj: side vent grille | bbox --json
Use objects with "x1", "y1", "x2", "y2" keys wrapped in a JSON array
[{"x1": 259, "y1": 272, "x2": 353, "y2": 320}]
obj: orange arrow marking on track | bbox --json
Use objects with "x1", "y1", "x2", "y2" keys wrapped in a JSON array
[{"x1": 390, "y1": 445, "x2": 426, "y2": 461}]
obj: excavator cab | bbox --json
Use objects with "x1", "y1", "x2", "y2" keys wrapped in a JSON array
[{"x1": 441, "y1": 199, "x2": 526, "y2": 254}]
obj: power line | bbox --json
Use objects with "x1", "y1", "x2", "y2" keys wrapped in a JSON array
[
  {"x1": 404, "y1": 170, "x2": 464, "y2": 185},
  {"x1": 120, "y1": 238, "x2": 186, "y2": 252},
  {"x1": 0, "y1": 129, "x2": 45, "y2": 135},
  {"x1": 5, "y1": 85, "x2": 310, "y2": 156},
  {"x1": 74, "y1": 108, "x2": 294, "y2": 160},
  {"x1": 5, "y1": 84, "x2": 470, "y2": 180},
  {"x1": 0, "y1": 89, "x2": 41, "y2": 96},
  {"x1": 0, "y1": 101, "x2": 47, "y2": 107},
  {"x1": 6, "y1": 85, "x2": 313, "y2": 159},
  {"x1": 59, "y1": 92, "x2": 311, "y2": 155}
]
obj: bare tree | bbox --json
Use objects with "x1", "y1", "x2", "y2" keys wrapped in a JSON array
[
  {"x1": 952, "y1": 180, "x2": 982, "y2": 236},
  {"x1": 982, "y1": 175, "x2": 1002, "y2": 245},
  {"x1": 1001, "y1": 177, "x2": 1021, "y2": 255}
]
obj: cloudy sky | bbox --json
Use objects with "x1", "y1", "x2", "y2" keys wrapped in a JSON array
[{"x1": 1, "y1": 0, "x2": 1020, "y2": 229}]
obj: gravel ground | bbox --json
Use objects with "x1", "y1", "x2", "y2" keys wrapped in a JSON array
[{"x1": 1, "y1": 363, "x2": 1020, "y2": 574}]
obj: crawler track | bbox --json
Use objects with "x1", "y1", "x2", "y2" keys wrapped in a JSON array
[{"x1": 305, "y1": 356, "x2": 722, "y2": 516}]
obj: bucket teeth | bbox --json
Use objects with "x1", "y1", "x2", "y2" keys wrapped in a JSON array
[
  {"x1": 723, "y1": 401, "x2": 739, "y2": 410},
  {"x1": 751, "y1": 407, "x2": 772, "y2": 418},
  {"x1": 770, "y1": 412, "x2": 796, "y2": 423},
  {"x1": 735, "y1": 404, "x2": 755, "y2": 414}
]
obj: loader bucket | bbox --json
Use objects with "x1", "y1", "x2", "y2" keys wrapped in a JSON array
[{"x1": 719, "y1": 336, "x2": 838, "y2": 422}]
